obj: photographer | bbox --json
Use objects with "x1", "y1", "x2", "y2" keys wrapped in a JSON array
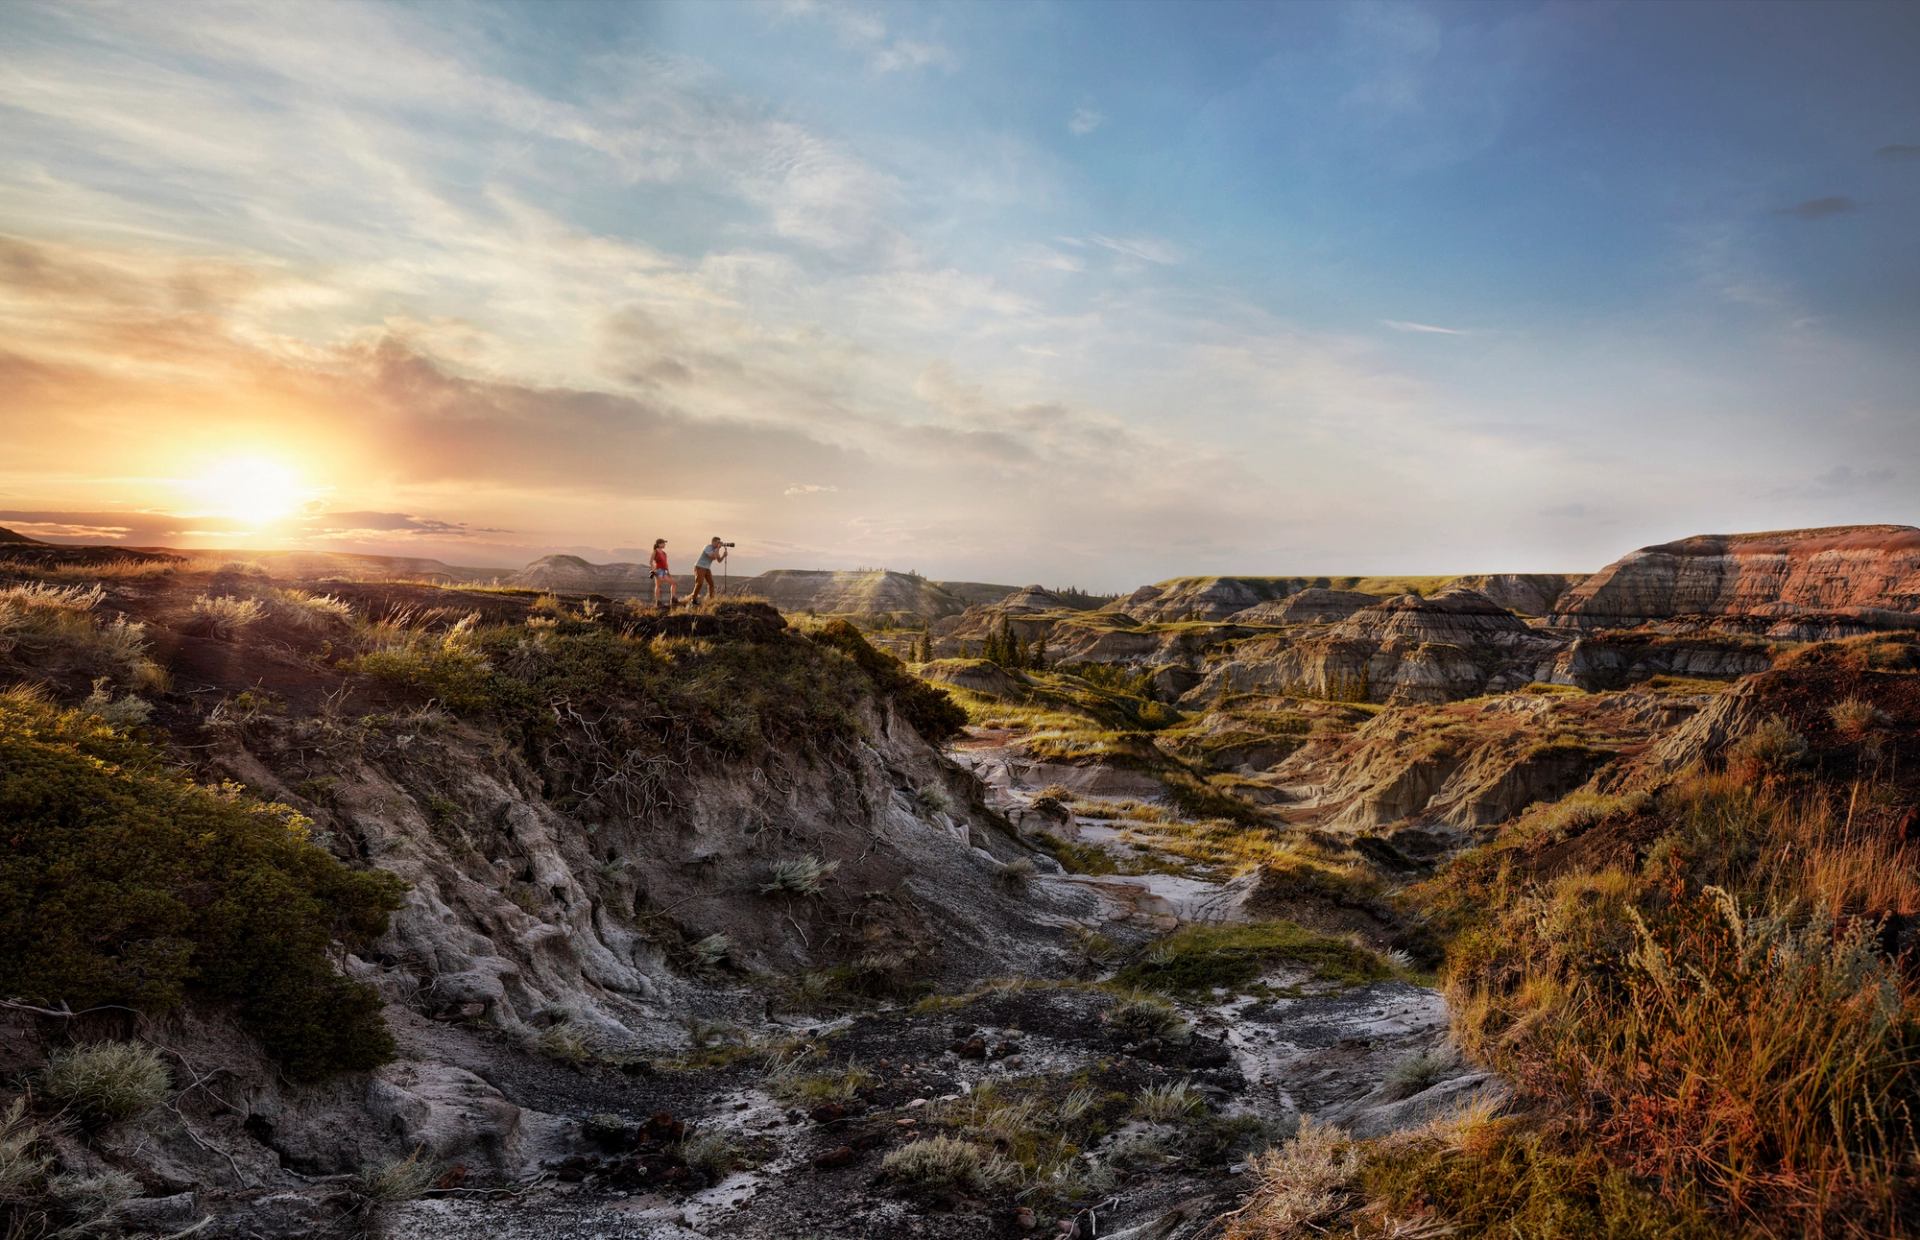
[{"x1": 689, "y1": 535, "x2": 731, "y2": 604}]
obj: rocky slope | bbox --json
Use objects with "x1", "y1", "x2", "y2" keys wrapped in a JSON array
[
  {"x1": 1186, "y1": 588, "x2": 1568, "y2": 705},
  {"x1": 1228, "y1": 588, "x2": 1380, "y2": 626},
  {"x1": 1551, "y1": 524, "x2": 1920, "y2": 633},
  {"x1": 0, "y1": 561, "x2": 1098, "y2": 1236},
  {"x1": 1108, "y1": 573, "x2": 1578, "y2": 624},
  {"x1": 1448, "y1": 571, "x2": 1585, "y2": 617},
  {"x1": 1267, "y1": 688, "x2": 1701, "y2": 838}
]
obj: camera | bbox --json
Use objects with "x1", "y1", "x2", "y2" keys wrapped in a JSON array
[{"x1": 720, "y1": 541, "x2": 736, "y2": 547}]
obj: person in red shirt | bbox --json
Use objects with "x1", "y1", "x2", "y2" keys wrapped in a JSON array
[{"x1": 649, "y1": 538, "x2": 677, "y2": 608}]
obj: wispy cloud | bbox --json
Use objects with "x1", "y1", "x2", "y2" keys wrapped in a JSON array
[
  {"x1": 1381, "y1": 318, "x2": 1468, "y2": 335},
  {"x1": 774, "y1": 0, "x2": 954, "y2": 74},
  {"x1": 1084, "y1": 233, "x2": 1182, "y2": 266},
  {"x1": 1775, "y1": 196, "x2": 1858, "y2": 221},
  {"x1": 1768, "y1": 464, "x2": 1896, "y2": 500},
  {"x1": 783, "y1": 483, "x2": 838, "y2": 496},
  {"x1": 1875, "y1": 143, "x2": 1920, "y2": 161},
  {"x1": 1068, "y1": 106, "x2": 1104, "y2": 136}
]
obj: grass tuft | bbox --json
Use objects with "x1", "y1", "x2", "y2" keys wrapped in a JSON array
[
  {"x1": 40, "y1": 1041, "x2": 169, "y2": 1125},
  {"x1": 761, "y1": 855, "x2": 840, "y2": 897},
  {"x1": 880, "y1": 1134, "x2": 1018, "y2": 1198}
]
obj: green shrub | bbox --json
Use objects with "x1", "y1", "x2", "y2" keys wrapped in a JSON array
[
  {"x1": 811, "y1": 620, "x2": 967, "y2": 742},
  {"x1": 0, "y1": 696, "x2": 405, "y2": 1080},
  {"x1": 1116, "y1": 922, "x2": 1395, "y2": 996},
  {"x1": 40, "y1": 1042, "x2": 168, "y2": 1125},
  {"x1": 1106, "y1": 992, "x2": 1191, "y2": 1043},
  {"x1": 352, "y1": 615, "x2": 495, "y2": 711},
  {"x1": 1725, "y1": 714, "x2": 1806, "y2": 779}
]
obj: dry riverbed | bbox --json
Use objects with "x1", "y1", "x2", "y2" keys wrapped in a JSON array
[{"x1": 376, "y1": 731, "x2": 1487, "y2": 1239}]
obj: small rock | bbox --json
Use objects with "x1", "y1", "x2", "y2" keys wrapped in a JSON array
[
  {"x1": 813, "y1": 1145, "x2": 856, "y2": 1170},
  {"x1": 952, "y1": 1036, "x2": 988, "y2": 1059},
  {"x1": 993, "y1": 1039, "x2": 1022, "y2": 1057},
  {"x1": 894, "y1": 1118, "x2": 916, "y2": 1127},
  {"x1": 906, "y1": 1098, "x2": 929, "y2": 1109},
  {"x1": 1013, "y1": 1205, "x2": 1037, "y2": 1230},
  {"x1": 809, "y1": 1102, "x2": 849, "y2": 1124}
]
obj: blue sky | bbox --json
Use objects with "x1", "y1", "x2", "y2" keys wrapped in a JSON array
[{"x1": 0, "y1": 0, "x2": 1916, "y2": 586}]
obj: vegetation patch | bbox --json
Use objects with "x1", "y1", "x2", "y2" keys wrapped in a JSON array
[
  {"x1": 39, "y1": 1042, "x2": 169, "y2": 1126},
  {"x1": 1115, "y1": 922, "x2": 1396, "y2": 996},
  {"x1": 0, "y1": 694, "x2": 405, "y2": 1079},
  {"x1": 1442, "y1": 768, "x2": 1920, "y2": 1233}
]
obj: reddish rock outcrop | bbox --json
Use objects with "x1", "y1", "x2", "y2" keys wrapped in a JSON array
[{"x1": 1550, "y1": 525, "x2": 1920, "y2": 632}]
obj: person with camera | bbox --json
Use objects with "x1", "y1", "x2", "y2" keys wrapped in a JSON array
[{"x1": 689, "y1": 535, "x2": 731, "y2": 605}]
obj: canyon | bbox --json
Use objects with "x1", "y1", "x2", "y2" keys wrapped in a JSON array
[{"x1": 0, "y1": 523, "x2": 1915, "y2": 1238}]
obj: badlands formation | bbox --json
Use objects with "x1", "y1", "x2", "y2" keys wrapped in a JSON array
[{"x1": 0, "y1": 523, "x2": 1915, "y2": 1239}]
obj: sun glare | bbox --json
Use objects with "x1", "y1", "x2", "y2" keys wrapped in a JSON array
[{"x1": 186, "y1": 454, "x2": 307, "y2": 527}]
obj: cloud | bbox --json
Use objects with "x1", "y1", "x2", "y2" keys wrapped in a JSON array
[
  {"x1": 1875, "y1": 144, "x2": 1920, "y2": 161},
  {"x1": 1381, "y1": 318, "x2": 1468, "y2": 335},
  {"x1": 0, "y1": 506, "x2": 501, "y2": 544},
  {"x1": 1770, "y1": 464, "x2": 1896, "y2": 500},
  {"x1": 774, "y1": 0, "x2": 954, "y2": 74},
  {"x1": 309, "y1": 510, "x2": 506, "y2": 536},
  {"x1": 1068, "y1": 107, "x2": 1104, "y2": 136},
  {"x1": 1775, "y1": 196, "x2": 1858, "y2": 221},
  {"x1": 1084, "y1": 234, "x2": 1183, "y2": 266},
  {"x1": 783, "y1": 483, "x2": 838, "y2": 496}
]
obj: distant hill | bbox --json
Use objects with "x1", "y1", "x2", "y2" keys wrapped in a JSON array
[
  {"x1": 505, "y1": 559, "x2": 1020, "y2": 618},
  {"x1": 742, "y1": 569, "x2": 1018, "y2": 619},
  {"x1": 1110, "y1": 573, "x2": 1584, "y2": 622},
  {"x1": 511, "y1": 554, "x2": 655, "y2": 595},
  {"x1": 0, "y1": 525, "x2": 48, "y2": 545}
]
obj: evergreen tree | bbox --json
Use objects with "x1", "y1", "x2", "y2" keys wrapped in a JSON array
[
  {"x1": 1012, "y1": 630, "x2": 1029, "y2": 670},
  {"x1": 1031, "y1": 635, "x2": 1048, "y2": 671}
]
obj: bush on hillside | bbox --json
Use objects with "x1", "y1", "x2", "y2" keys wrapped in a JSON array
[
  {"x1": 810, "y1": 620, "x2": 967, "y2": 742},
  {"x1": 0, "y1": 695, "x2": 405, "y2": 1080}
]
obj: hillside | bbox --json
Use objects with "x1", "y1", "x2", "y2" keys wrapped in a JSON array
[
  {"x1": 742, "y1": 568, "x2": 1016, "y2": 619},
  {"x1": 510, "y1": 552, "x2": 655, "y2": 594},
  {"x1": 0, "y1": 525, "x2": 48, "y2": 545},
  {"x1": 1, "y1": 527, "x2": 1915, "y2": 1239},
  {"x1": 1553, "y1": 524, "x2": 1920, "y2": 631},
  {"x1": 1110, "y1": 572, "x2": 1581, "y2": 623}
]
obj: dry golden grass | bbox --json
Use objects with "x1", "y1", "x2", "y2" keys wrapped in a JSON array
[{"x1": 1443, "y1": 770, "x2": 1920, "y2": 1234}]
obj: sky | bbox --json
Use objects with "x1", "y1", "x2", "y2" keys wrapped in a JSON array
[{"x1": 1, "y1": 0, "x2": 1917, "y2": 589}]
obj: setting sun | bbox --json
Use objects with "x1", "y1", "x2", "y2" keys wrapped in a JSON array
[{"x1": 184, "y1": 454, "x2": 307, "y2": 526}]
